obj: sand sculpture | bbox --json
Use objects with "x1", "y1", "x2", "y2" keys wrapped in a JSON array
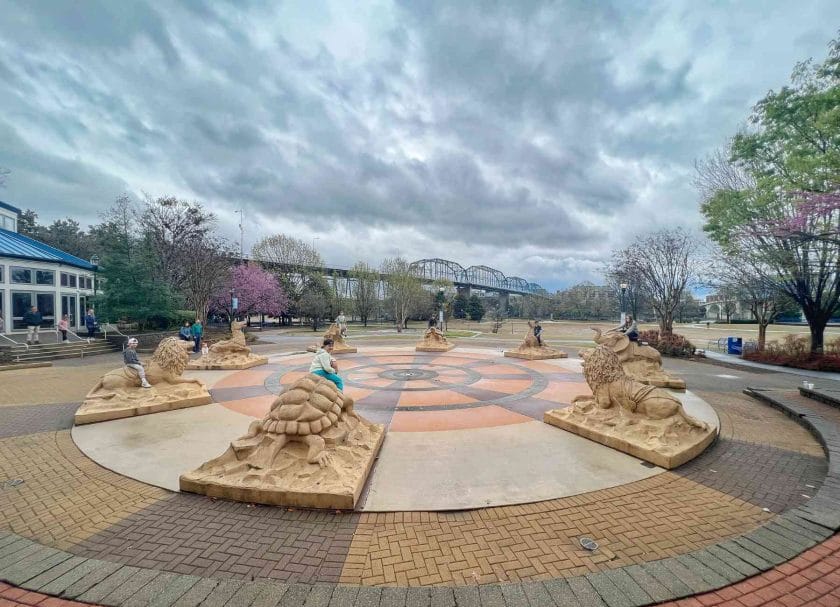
[
  {"x1": 180, "y1": 374, "x2": 384, "y2": 509},
  {"x1": 75, "y1": 337, "x2": 211, "y2": 425},
  {"x1": 306, "y1": 323, "x2": 357, "y2": 354},
  {"x1": 544, "y1": 345, "x2": 715, "y2": 468},
  {"x1": 187, "y1": 320, "x2": 268, "y2": 370},
  {"x1": 504, "y1": 320, "x2": 567, "y2": 360},
  {"x1": 589, "y1": 327, "x2": 685, "y2": 390},
  {"x1": 416, "y1": 324, "x2": 455, "y2": 352}
]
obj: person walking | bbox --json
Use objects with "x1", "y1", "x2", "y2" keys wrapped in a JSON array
[
  {"x1": 24, "y1": 306, "x2": 42, "y2": 345},
  {"x1": 58, "y1": 314, "x2": 69, "y2": 342},
  {"x1": 84, "y1": 309, "x2": 97, "y2": 338},
  {"x1": 123, "y1": 337, "x2": 152, "y2": 388},
  {"x1": 191, "y1": 318, "x2": 203, "y2": 353},
  {"x1": 178, "y1": 321, "x2": 192, "y2": 341},
  {"x1": 309, "y1": 338, "x2": 343, "y2": 391}
]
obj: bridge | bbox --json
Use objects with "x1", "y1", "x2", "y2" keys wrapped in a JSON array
[{"x1": 407, "y1": 258, "x2": 547, "y2": 296}]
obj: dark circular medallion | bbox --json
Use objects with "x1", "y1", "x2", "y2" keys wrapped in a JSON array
[{"x1": 379, "y1": 368, "x2": 439, "y2": 381}]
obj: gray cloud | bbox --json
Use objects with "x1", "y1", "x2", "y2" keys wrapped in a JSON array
[{"x1": 0, "y1": 0, "x2": 838, "y2": 290}]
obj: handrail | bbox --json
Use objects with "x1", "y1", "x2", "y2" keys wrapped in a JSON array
[
  {"x1": 0, "y1": 333, "x2": 26, "y2": 350},
  {"x1": 100, "y1": 322, "x2": 127, "y2": 340},
  {"x1": 55, "y1": 326, "x2": 89, "y2": 344}
]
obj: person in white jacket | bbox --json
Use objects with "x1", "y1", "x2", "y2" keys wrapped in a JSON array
[{"x1": 309, "y1": 338, "x2": 344, "y2": 390}]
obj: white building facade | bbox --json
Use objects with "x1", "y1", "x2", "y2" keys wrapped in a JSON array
[{"x1": 0, "y1": 200, "x2": 97, "y2": 336}]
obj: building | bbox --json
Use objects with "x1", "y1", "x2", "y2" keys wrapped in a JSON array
[{"x1": 0, "y1": 200, "x2": 97, "y2": 336}]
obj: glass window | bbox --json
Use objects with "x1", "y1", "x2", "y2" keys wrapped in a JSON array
[
  {"x1": 2, "y1": 216, "x2": 15, "y2": 231},
  {"x1": 0, "y1": 266, "x2": 4, "y2": 283},
  {"x1": 12, "y1": 292, "x2": 32, "y2": 330},
  {"x1": 60, "y1": 273, "x2": 68, "y2": 287},
  {"x1": 11, "y1": 267, "x2": 32, "y2": 284},
  {"x1": 36, "y1": 270, "x2": 54, "y2": 285},
  {"x1": 0, "y1": 290, "x2": 4, "y2": 333},
  {"x1": 36, "y1": 293, "x2": 55, "y2": 328},
  {"x1": 68, "y1": 274, "x2": 77, "y2": 288}
]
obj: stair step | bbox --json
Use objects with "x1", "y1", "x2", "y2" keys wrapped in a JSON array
[{"x1": 800, "y1": 386, "x2": 840, "y2": 409}]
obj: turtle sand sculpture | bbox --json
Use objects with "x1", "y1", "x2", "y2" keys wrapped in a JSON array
[{"x1": 231, "y1": 374, "x2": 360, "y2": 468}]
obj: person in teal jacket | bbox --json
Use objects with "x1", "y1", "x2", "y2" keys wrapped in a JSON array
[{"x1": 191, "y1": 319, "x2": 203, "y2": 353}]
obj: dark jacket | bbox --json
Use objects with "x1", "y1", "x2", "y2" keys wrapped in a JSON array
[
  {"x1": 85, "y1": 314, "x2": 96, "y2": 329},
  {"x1": 123, "y1": 349, "x2": 141, "y2": 365},
  {"x1": 23, "y1": 310, "x2": 43, "y2": 326}
]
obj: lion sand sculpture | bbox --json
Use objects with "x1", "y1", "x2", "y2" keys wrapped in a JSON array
[
  {"x1": 76, "y1": 337, "x2": 211, "y2": 424},
  {"x1": 416, "y1": 325, "x2": 455, "y2": 352},
  {"x1": 180, "y1": 374, "x2": 384, "y2": 509},
  {"x1": 505, "y1": 320, "x2": 566, "y2": 360},
  {"x1": 544, "y1": 345, "x2": 714, "y2": 468},
  {"x1": 188, "y1": 320, "x2": 268, "y2": 369},
  {"x1": 307, "y1": 323, "x2": 357, "y2": 354},
  {"x1": 589, "y1": 327, "x2": 686, "y2": 390}
]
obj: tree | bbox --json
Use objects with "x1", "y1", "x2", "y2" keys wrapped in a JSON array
[
  {"x1": 699, "y1": 37, "x2": 840, "y2": 352},
  {"x1": 137, "y1": 195, "x2": 216, "y2": 287},
  {"x1": 252, "y1": 234, "x2": 323, "y2": 323},
  {"x1": 17, "y1": 209, "x2": 39, "y2": 238},
  {"x1": 212, "y1": 263, "x2": 289, "y2": 325},
  {"x1": 453, "y1": 292, "x2": 468, "y2": 319},
  {"x1": 180, "y1": 237, "x2": 234, "y2": 324},
  {"x1": 467, "y1": 294, "x2": 485, "y2": 321},
  {"x1": 381, "y1": 257, "x2": 425, "y2": 332},
  {"x1": 95, "y1": 197, "x2": 181, "y2": 329},
  {"x1": 611, "y1": 229, "x2": 699, "y2": 335},
  {"x1": 350, "y1": 261, "x2": 379, "y2": 327},
  {"x1": 298, "y1": 274, "x2": 333, "y2": 331}
]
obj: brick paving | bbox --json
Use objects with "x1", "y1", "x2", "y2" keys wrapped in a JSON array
[
  {"x1": 656, "y1": 532, "x2": 840, "y2": 607},
  {"x1": 0, "y1": 404, "x2": 79, "y2": 439},
  {"x1": 1, "y1": 340, "x2": 839, "y2": 605}
]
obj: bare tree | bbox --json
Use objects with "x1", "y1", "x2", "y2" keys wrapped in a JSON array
[
  {"x1": 137, "y1": 195, "x2": 216, "y2": 286},
  {"x1": 180, "y1": 237, "x2": 234, "y2": 323},
  {"x1": 611, "y1": 229, "x2": 699, "y2": 335},
  {"x1": 252, "y1": 234, "x2": 324, "y2": 323},
  {"x1": 381, "y1": 257, "x2": 425, "y2": 332},
  {"x1": 350, "y1": 261, "x2": 379, "y2": 327},
  {"x1": 693, "y1": 147, "x2": 755, "y2": 203}
]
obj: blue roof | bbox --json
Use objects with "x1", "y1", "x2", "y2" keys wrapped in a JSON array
[
  {"x1": 0, "y1": 200, "x2": 22, "y2": 215},
  {"x1": 0, "y1": 228, "x2": 96, "y2": 270}
]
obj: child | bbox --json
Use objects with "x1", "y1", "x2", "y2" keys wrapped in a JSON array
[
  {"x1": 124, "y1": 337, "x2": 152, "y2": 388},
  {"x1": 533, "y1": 320, "x2": 543, "y2": 346},
  {"x1": 201, "y1": 340, "x2": 209, "y2": 356},
  {"x1": 309, "y1": 338, "x2": 343, "y2": 391},
  {"x1": 58, "y1": 315, "x2": 69, "y2": 342}
]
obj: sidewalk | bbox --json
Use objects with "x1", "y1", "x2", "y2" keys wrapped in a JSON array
[{"x1": 704, "y1": 350, "x2": 840, "y2": 383}]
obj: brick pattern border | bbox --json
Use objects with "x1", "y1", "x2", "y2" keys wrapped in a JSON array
[{"x1": 0, "y1": 387, "x2": 838, "y2": 606}]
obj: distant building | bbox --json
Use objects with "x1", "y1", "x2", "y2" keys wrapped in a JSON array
[
  {"x1": 702, "y1": 293, "x2": 751, "y2": 321},
  {"x1": 0, "y1": 200, "x2": 97, "y2": 335}
]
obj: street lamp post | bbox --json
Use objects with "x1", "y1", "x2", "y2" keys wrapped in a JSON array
[
  {"x1": 620, "y1": 283, "x2": 628, "y2": 325},
  {"x1": 438, "y1": 287, "x2": 446, "y2": 332}
]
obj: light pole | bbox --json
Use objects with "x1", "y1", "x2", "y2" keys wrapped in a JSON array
[
  {"x1": 438, "y1": 287, "x2": 445, "y2": 332},
  {"x1": 620, "y1": 283, "x2": 628, "y2": 325}
]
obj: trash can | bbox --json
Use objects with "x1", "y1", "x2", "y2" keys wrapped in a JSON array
[{"x1": 727, "y1": 337, "x2": 743, "y2": 355}]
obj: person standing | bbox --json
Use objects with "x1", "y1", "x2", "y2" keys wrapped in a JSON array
[
  {"x1": 24, "y1": 306, "x2": 42, "y2": 345},
  {"x1": 58, "y1": 314, "x2": 69, "y2": 342},
  {"x1": 336, "y1": 311, "x2": 347, "y2": 337},
  {"x1": 309, "y1": 338, "x2": 343, "y2": 391},
  {"x1": 85, "y1": 309, "x2": 97, "y2": 338},
  {"x1": 191, "y1": 318, "x2": 203, "y2": 353},
  {"x1": 124, "y1": 337, "x2": 152, "y2": 388}
]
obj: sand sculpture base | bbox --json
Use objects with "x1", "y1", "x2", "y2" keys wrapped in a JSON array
[
  {"x1": 306, "y1": 344, "x2": 357, "y2": 354},
  {"x1": 75, "y1": 386, "x2": 212, "y2": 425},
  {"x1": 180, "y1": 419, "x2": 384, "y2": 510},
  {"x1": 505, "y1": 346, "x2": 567, "y2": 360},
  {"x1": 187, "y1": 355, "x2": 268, "y2": 370},
  {"x1": 416, "y1": 343, "x2": 455, "y2": 352},
  {"x1": 544, "y1": 406, "x2": 715, "y2": 469}
]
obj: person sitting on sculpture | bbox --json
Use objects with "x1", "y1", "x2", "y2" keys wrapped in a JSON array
[
  {"x1": 611, "y1": 315, "x2": 639, "y2": 342},
  {"x1": 310, "y1": 337, "x2": 344, "y2": 391},
  {"x1": 123, "y1": 337, "x2": 152, "y2": 388},
  {"x1": 533, "y1": 320, "x2": 543, "y2": 346}
]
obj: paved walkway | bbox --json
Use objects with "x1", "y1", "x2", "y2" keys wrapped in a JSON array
[{"x1": 1, "y1": 336, "x2": 839, "y2": 605}]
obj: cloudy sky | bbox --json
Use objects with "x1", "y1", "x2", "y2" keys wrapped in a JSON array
[{"x1": 0, "y1": 1, "x2": 838, "y2": 290}]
